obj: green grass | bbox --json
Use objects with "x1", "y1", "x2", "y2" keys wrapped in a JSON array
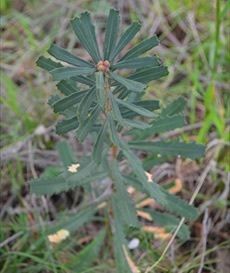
[{"x1": 0, "y1": 0, "x2": 229, "y2": 272}]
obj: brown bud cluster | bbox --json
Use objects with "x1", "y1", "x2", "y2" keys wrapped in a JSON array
[{"x1": 96, "y1": 60, "x2": 110, "y2": 72}]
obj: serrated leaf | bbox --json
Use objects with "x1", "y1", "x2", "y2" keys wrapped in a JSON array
[
  {"x1": 120, "y1": 35, "x2": 159, "y2": 61},
  {"x1": 113, "y1": 56, "x2": 161, "y2": 70},
  {"x1": 111, "y1": 72, "x2": 146, "y2": 92},
  {"x1": 120, "y1": 100, "x2": 160, "y2": 119},
  {"x1": 125, "y1": 176, "x2": 197, "y2": 220},
  {"x1": 48, "y1": 44, "x2": 94, "y2": 67},
  {"x1": 110, "y1": 160, "x2": 139, "y2": 228},
  {"x1": 129, "y1": 65, "x2": 168, "y2": 83},
  {"x1": 71, "y1": 229, "x2": 106, "y2": 272},
  {"x1": 53, "y1": 89, "x2": 90, "y2": 113},
  {"x1": 110, "y1": 93, "x2": 150, "y2": 129},
  {"x1": 116, "y1": 98, "x2": 156, "y2": 118},
  {"x1": 112, "y1": 219, "x2": 132, "y2": 273},
  {"x1": 93, "y1": 119, "x2": 108, "y2": 163},
  {"x1": 104, "y1": 9, "x2": 120, "y2": 60},
  {"x1": 37, "y1": 57, "x2": 94, "y2": 86},
  {"x1": 36, "y1": 56, "x2": 62, "y2": 71},
  {"x1": 110, "y1": 22, "x2": 141, "y2": 61},
  {"x1": 78, "y1": 87, "x2": 96, "y2": 123},
  {"x1": 57, "y1": 80, "x2": 79, "y2": 96},
  {"x1": 146, "y1": 210, "x2": 190, "y2": 241},
  {"x1": 71, "y1": 12, "x2": 101, "y2": 63},
  {"x1": 76, "y1": 105, "x2": 100, "y2": 142},
  {"x1": 49, "y1": 206, "x2": 96, "y2": 234},
  {"x1": 50, "y1": 67, "x2": 95, "y2": 81},
  {"x1": 130, "y1": 115, "x2": 185, "y2": 139},
  {"x1": 30, "y1": 162, "x2": 106, "y2": 196},
  {"x1": 95, "y1": 71, "x2": 105, "y2": 108},
  {"x1": 129, "y1": 140, "x2": 205, "y2": 160},
  {"x1": 56, "y1": 141, "x2": 76, "y2": 167},
  {"x1": 161, "y1": 97, "x2": 186, "y2": 117}
]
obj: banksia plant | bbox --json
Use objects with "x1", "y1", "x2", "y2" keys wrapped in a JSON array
[{"x1": 32, "y1": 9, "x2": 205, "y2": 272}]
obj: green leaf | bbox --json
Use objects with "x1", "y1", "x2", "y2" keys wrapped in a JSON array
[
  {"x1": 71, "y1": 12, "x2": 101, "y2": 63},
  {"x1": 56, "y1": 117, "x2": 79, "y2": 135},
  {"x1": 110, "y1": 160, "x2": 139, "y2": 228},
  {"x1": 93, "y1": 119, "x2": 108, "y2": 163},
  {"x1": 30, "y1": 161, "x2": 106, "y2": 195},
  {"x1": 48, "y1": 44, "x2": 94, "y2": 67},
  {"x1": 130, "y1": 115, "x2": 185, "y2": 139},
  {"x1": 76, "y1": 105, "x2": 100, "y2": 142},
  {"x1": 112, "y1": 218, "x2": 132, "y2": 273},
  {"x1": 129, "y1": 65, "x2": 168, "y2": 83},
  {"x1": 146, "y1": 210, "x2": 190, "y2": 241},
  {"x1": 110, "y1": 22, "x2": 141, "y2": 61},
  {"x1": 111, "y1": 71, "x2": 146, "y2": 92},
  {"x1": 116, "y1": 98, "x2": 156, "y2": 118},
  {"x1": 108, "y1": 114, "x2": 123, "y2": 148},
  {"x1": 125, "y1": 176, "x2": 198, "y2": 220},
  {"x1": 113, "y1": 56, "x2": 161, "y2": 70},
  {"x1": 104, "y1": 9, "x2": 120, "y2": 60},
  {"x1": 56, "y1": 141, "x2": 76, "y2": 167},
  {"x1": 95, "y1": 71, "x2": 105, "y2": 108},
  {"x1": 50, "y1": 67, "x2": 95, "y2": 81},
  {"x1": 49, "y1": 206, "x2": 97, "y2": 234},
  {"x1": 53, "y1": 90, "x2": 90, "y2": 113},
  {"x1": 161, "y1": 97, "x2": 186, "y2": 117},
  {"x1": 120, "y1": 35, "x2": 159, "y2": 61},
  {"x1": 37, "y1": 57, "x2": 94, "y2": 86},
  {"x1": 120, "y1": 100, "x2": 160, "y2": 119},
  {"x1": 129, "y1": 140, "x2": 205, "y2": 160},
  {"x1": 36, "y1": 56, "x2": 62, "y2": 71},
  {"x1": 110, "y1": 93, "x2": 150, "y2": 129},
  {"x1": 57, "y1": 80, "x2": 80, "y2": 96},
  {"x1": 78, "y1": 87, "x2": 96, "y2": 123},
  {"x1": 71, "y1": 230, "x2": 106, "y2": 272}
]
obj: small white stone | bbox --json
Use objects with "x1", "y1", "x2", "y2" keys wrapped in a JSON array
[
  {"x1": 128, "y1": 238, "x2": 140, "y2": 250},
  {"x1": 34, "y1": 125, "x2": 46, "y2": 135},
  {"x1": 157, "y1": 154, "x2": 161, "y2": 158}
]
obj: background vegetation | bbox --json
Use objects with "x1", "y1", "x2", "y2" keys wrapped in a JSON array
[{"x1": 0, "y1": 0, "x2": 229, "y2": 272}]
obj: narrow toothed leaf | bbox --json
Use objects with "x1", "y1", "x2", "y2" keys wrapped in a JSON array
[
  {"x1": 125, "y1": 176, "x2": 198, "y2": 220},
  {"x1": 120, "y1": 100, "x2": 160, "y2": 119},
  {"x1": 129, "y1": 65, "x2": 169, "y2": 83},
  {"x1": 129, "y1": 140, "x2": 206, "y2": 160},
  {"x1": 56, "y1": 141, "x2": 77, "y2": 167},
  {"x1": 76, "y1": 106, "x2": 100, "y2": 142},
  {"x1": 110, "y1": 22, "x2": 141, "y2": 61},
  {"x1": 110, "y1": 93, "x2": 150, "y2": 129},
  {"x1": 50, "y1": 67, "x2": 95, "y2": 81},
  {"x1": 56, "y1": 116, "x2": 79, "y2": 134},
  {"x1": 48, "y1": 44, "x2": 94, "y2": 67},
  {"x1": 146, "y1": 210, "x2": 190, "y2": 241},
  {"x1": 71, "y1": 12, "x2": 101, "y2": 63},
  {"x1": 113, "y1": 56, "x2": 161, "y2": 70},
  {"x1": 49, "y1": 206, "x2": 97, "y2": 234},
  {"x1": 110, "y1": 160, "x2": 139, "y2": 228},
  {"x1": 130, "y1": 115, "x2": 185, "y2": 139},
  {"x1": 78, "y1": 87, "x2": 96, "y2": 123},
  {"x1": 93, "y1": 119, "x2": 108, "y2": 163},
  {"x1": 120, "y1": 35, "x2": 159, "y2": 61},
  {"x1": 72, "y1": 230, "x2": 106, "y2": 271},
  {"x1": 30, "y1": 161, "x2": 106, "y2": 195},
  {"x1": 161, "y1": 97, "x2": 186, "y2": 117},
  {"x1": 36, "y1": 56, "x2": 62, "y2": 71},
  {"x1": 104, "y1": 9, "x2": 120, "y2": 60},
  {"x1": 57, "y1": 80, "x2": 79, "y2": 96},
  {"x1": 95, "y1": 71, "x2": 105, "y2": 108},
  {"x1": 53, "y1": 89, "x2": 90, "y2": 113},
  {"x1": 110, "y1": 72, "x2": 146, "y2": 92},
  {"x1": 116, "y1": 98, "x2": 156, "y2": 118}
]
